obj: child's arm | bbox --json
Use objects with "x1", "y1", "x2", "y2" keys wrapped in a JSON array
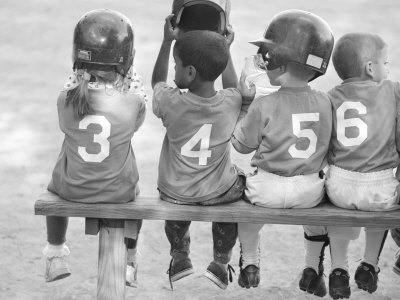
[
  {"x1": 221, "y1": 25, "x2": 238, "y2": 89},
  {"x1": 151, "y1": 14, "x2": 177, "y2": 89},
  {"x1": 231, "y1": 94, "x2": 261, "y2": 154},
  {"x1": 134, "y1": 99, "x2": 147, "y2": 132},
  {"x1": 231, "y1": 135, "x2": 254, "y2": 154},
  {"x1": 237, "y1": 71, "x2": 256, "y2": 121}
]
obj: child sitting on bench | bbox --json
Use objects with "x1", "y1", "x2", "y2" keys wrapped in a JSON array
[
  {"x1": 43, "y1": 9, "x2": 146, "y2": 288},
  {"x1": 151, "y1": 14, "x2": 254, "y2": 290}
]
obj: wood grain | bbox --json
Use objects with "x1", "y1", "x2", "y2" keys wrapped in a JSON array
[
  {"x1": 97, "y1": 220, "x2": 126, "y2": 300},
  {"x1": 35, "y1": 191, "x2": 400, "y2": 228}
]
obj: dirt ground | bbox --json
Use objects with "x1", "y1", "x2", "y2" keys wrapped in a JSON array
[{"x1": 1, "y1": 0, "x2": 400, "y2": 299}]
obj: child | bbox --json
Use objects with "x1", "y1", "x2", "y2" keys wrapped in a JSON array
[
  {"x1": 151, "y1": 15, "x2": 254, "y2": 290},
  {"x1": 231, "y1": 10, "x2": 334, "y2": 295},
  {"x1": 43, "y1": 9, "x2": 146, "y2": 288},
  {"x1": 325, "y1": 32, "x2": 400, "y2": 299}
]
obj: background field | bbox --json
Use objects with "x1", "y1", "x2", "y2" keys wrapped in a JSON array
[{"x1": 1, "y1": 0, "x2": 400, "y2": 299}]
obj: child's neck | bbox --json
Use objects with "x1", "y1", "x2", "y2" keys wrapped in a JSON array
[
  {"x1": 280, "y1": 77, "x2": 309, "y2": 88},
  {"x1": 189, "y1": 80, "x2": 217, "y2": 98}
]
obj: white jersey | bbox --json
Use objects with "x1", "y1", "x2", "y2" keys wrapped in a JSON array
[{"x1": 233, "y1": 86, "x2": 332, "y2": 176}]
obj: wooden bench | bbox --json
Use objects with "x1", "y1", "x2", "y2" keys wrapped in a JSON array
[{"x1": 34, "y1": 191, "x2": 400, "y2": 299}]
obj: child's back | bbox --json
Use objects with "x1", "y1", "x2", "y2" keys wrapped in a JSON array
[
  {"x1": 50, "y1": 81, "x2": 145, "y2": 203},
  {"x1": 153, "y1": 84, "x2": 242, "y2": 201},
  {"x1": 236, "y1": 87, "x2": 332, "y2": 178},
  {"x1": 328, "y1": 79, "x2": 399, "y2": 172}
]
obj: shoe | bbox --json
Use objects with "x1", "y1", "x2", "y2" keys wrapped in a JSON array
[
  {"x1": 238, "y1": 265, "x2": 260, "y2": 288},
  {"x1": 299, "y1": 267, "x2": 327, "y2": 297},
  {"x1": 167, "y1": 258, "x2": 194, "y2": 290},
  {"x1": 393, "y1": 251, "x2": 400, "y2": 276},
  {"x1": 329, "y1": 268, "x2": 351, "y2": 299},
  {"x1": 45, "y1": 256, "x2": 71, "y2": 282},
  {"x1": 204, "y1": 261, "x2": 235, "y2": 290},
  {"x1": 126, "y1": 262, "x2": 138, "y2": 288},
  {"x1": 354, "y1": 262, "x2": 379, "y2": 293}
]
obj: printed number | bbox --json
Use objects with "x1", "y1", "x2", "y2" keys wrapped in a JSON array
[
  {"x1": 78, "y1": 115, "x2": 111, "y2": 162},
  {"x1": 288, "y1": 113, "x2": 319, "y2": 159},
  {"x1": 336, "y1": 102, "x2": 367, "y2": 146},
  {"x1": 181, "y1": 124, "x2": 212, "y2": 166}
]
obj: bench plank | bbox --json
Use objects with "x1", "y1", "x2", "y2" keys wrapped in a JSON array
[{"x1": 35, "y1": 192, "x2": 400, "y2": 228}]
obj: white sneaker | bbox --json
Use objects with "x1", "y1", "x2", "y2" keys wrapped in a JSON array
[
  {"x1": 45, "y1": 256, "x2": 71, "y2": 282},
  {"x1": 126, "y1": 262, "x2": 138, "y2": 288}
]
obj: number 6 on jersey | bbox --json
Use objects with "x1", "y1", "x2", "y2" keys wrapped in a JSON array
[{"x1": 181, "y1": 124, "x2": 212, "y2": 166}]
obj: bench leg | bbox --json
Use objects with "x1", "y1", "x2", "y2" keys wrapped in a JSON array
[{"x1": 97, "y1": 219, "x2": 126, "y2": 300}]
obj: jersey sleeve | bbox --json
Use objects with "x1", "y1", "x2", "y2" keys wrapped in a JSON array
[
  {"x1": 233, "y1": 98, "x2": 263, "y2": 150},
  {"x1": 134, "y1": 97, "x2": 147, "y2": 132},
  {"x1": 152, "y1": 82, "x2": 178, "y2": 119}
]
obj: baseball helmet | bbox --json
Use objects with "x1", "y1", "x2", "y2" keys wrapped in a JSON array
[
  {"x1": 171, "y1": 0, "x2": 230, "y2": 35},
  {"x1": 251, "y1": 9, "x2": 334, "y2": 81},
  {"x1": 72, "y1": 9, "x2": 134, "y2": 76}
]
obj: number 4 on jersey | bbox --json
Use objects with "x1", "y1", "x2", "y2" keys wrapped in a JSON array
[{"x1": 181, "y1": 124, "x2": 212, "y2": 166}]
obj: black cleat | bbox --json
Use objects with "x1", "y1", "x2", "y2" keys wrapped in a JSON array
[
  {"x1": 329, "y1": 268, "x2": 351, "y2": 299},
  {"x1": 238, "y1": 264, "x2": 260, "y2": 288},
  {"x1": 393, "y1": 251, "x2": 400, "y2": 276},
  {"x1": 299, "y1": 267, "x2": 327, "y2": 297},
  {"x1": 354, "y1": 262, "x2": 379, "y2": 293}
]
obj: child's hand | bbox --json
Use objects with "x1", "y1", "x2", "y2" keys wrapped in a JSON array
[
  {"x1": 225, "y1": 24, "x2": 235, "y2": 47},
  {"x1": 163, "y1": 14, "x2": 179, "y2": 42},
  {"x1": 238, "y1": 71, "x2": 256, "y2": 102}
]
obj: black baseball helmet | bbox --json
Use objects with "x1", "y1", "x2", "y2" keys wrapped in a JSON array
[
  {"x1": 72, "y1": 9, "x2": 134, "y2": 76},
  {"x1": 171, "y1": 0, "x2": 230, "y2": 35},
  {"x1": 251, "y1": 9, "x2": 334, "y2": 81}
]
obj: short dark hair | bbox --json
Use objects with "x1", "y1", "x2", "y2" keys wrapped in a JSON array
[
  {"x1": 174, "y1": 30, "x2": 229, "y2": 81},
  {"x1": 332, "y1": 32, "x2": 387, "y2": 80}
]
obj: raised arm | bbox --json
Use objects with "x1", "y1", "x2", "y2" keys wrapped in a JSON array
[
  {"x1": 151, "y1": 15, "x2": 177, "y2": 89},
  {"x1": 237, "y1": 71, "x2": 256, "y2": 121},
  {"x1": 221, "y1": 25, "x2": 238, "y2": 89}
]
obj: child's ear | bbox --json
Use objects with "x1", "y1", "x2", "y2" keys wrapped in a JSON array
[
  {"x1": 365, "y1": 61, "x2": 374, "y2": 77},
  {"x1": 186, "y1": 65, "x2": 197, "y2": 81}
]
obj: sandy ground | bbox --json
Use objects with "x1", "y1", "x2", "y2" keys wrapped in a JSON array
[{"x1": 1, "y1": 0, "x2": 400, "y2": 299}]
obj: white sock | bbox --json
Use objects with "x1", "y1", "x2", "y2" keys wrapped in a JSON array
[
  {"x1": 43, "y1": 243, "x2": 70, "y2": 258},
  {"x1": 330, "y1": 238, "x2": 349, "y2": 271},
  {"x1": 363, "y1": 229, "x2": 386, "y2": 271},
  {"x1": 304, "y1": 239, "x2": 325, "y2": 272},
  {"x1": 238, "y1": 223, "x2": 263, "y2": 268}
]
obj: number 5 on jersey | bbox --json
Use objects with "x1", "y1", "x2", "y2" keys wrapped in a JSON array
[
  {"x1": 181, "y1": 124, "x2": 212, "y2": 166},
  {"x1": 288, "y1": 113, "x2": 319, "y2": 159}
]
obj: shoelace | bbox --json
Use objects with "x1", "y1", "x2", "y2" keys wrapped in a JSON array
[
  {"x1": 227, "y1": 264, "x2": 236, "y2": 282},
  {"x1": 167, "y1": 259, "x2": 174, "y2": 290}
]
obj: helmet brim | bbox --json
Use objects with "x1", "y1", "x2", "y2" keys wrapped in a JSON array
[{"x1": 249, "y1": 38, "x2": 277, "y2": 49}]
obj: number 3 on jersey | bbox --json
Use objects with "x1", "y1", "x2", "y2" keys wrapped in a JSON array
[
  {"x1": 78, "y1": 115, "x2": 111, "y2": 163},
  {"x1": 181, "y1": 124, "x2": 212, "y2": 166}
]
